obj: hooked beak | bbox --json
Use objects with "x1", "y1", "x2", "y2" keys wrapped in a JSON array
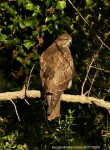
[{"x1": 69, "y1": 39, "x2": 72, "y2": 45}]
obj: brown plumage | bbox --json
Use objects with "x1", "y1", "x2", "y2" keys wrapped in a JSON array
[{"x1": 40, "y1": 34, "x2": 75, "y2": 120}]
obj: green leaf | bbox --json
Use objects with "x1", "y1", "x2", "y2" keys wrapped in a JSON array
[
  {"x1": 26, "y1": 59, "x2": 31, "y2": 65},
  {"x1": 52, "y1": 14, "x2": 58, "y2": 20},
  {"x1": 24, "y1": 39, "x2": 29, "y2": 43},
  {"x1": 33, "y1": 5, "x2": 41, "y2": 15},
  {"x1": 23, "y1": 145, "x2": 28, "y2": 149},
  {"x1": 55, "y1": 21, "x2": 59, "y2": 30},
  {"x1": 0, "y1": 118, "x2": 3, "y2": 125},
  {"x1": 10, "y1": 16, "x2": 18, "y2": 22},
  {"x1": 3, "y1": 135, "x2": 8, "y2": 140},
  {"x1": 45, "y1": 0, "x2": 51, "y2": 7},
  {"x1": 18, "y1": 0, "x2": 25, "y2": 6},
  {"x1": 32, "y1": 12, "x2": 38, "y2": 17},
  {"x1": 7, "y1": 25, "x2": 13, "y2": 32},
  {"x1": 0, "y1": 28, "x2": 2, "y2": 33},
  {"x1": 40, "y1": 25, "x2": 47, "y2": 32},
  {"x1": 45, "y1": 16, "x2": 51, "y2": 22},
  {"x1": 98, "y1": 13, "x2": 101, "y2": 22},
  {"x1": 19, "y1": 20, "x2": 26, "y2": 28},
  {"x1": 32, "y1": 19, "x2": 40, "y2": 27},
  {"x1": 56, "y1": 1, "x2": 66, "y2": 10},
  {"x1": 18, "y1": 47, "x2": 26, "y2": 56},
  {"x1": 13, "y1": 20, "x2": 19, "y2": 30},
  {"x1": 12, "y1": 38, "x2": 20, "y2": 45},
  {"x1": 32, "y1": 31, "x2": 39, "y2": 38},
  {"x1": 10, "y1": 8, "x2": 17, "y2": 16},
  {"x1": 8, "y1": 135, "x2": 11, "y2": 141},
  {"x1": 22, "y1": 68, "x2": 29, "y2": 75},
  {"x1": 15, "y1": 129, "x2": 18, "y2": 136},
  {"x1": 76, "y1": 15, "x2": 79, "y2": 21},
  {"x1": 23, "y1": 40, "x2": 36, "y2": 50},
  {"x1": 0, "y1": 2, "x2": 8, "y2": 7},
  {"x1": 24, "y1": 20, "x2": 33, "y2": 27},
  {"x1": 67, "y1": 138, "x2": 74, "y2": 142},
  {"x1": 0, "y1": 142, "x2": 3, "y2": 149},
  {"x1": 16, "y1": 57, "x2": 24, "y2": 63},
  {"x1": 0, "y1": 34, "x2": 7, "y2": 41},
  {"x1": 33, "y1": 52, "x2": 40, "y2": 60},
  {"x1": 11, "y1": 144, "x2": 16, "y2": 148},
  {"x1": 17, "y1": 144, "x2": 23, "y2": 149},
  {"x1": 25, "y1": 3, "x2": 35, "y2": 10},
  {"x1": 86, "y1": 0, "x2": 92, "y2": 5},
  {"x1": 5, "y1": 142, "x2": 10, "y2": 146},
  {"x1": 48, "y1": 24, "x2": 53, "y2": 34},
  {"x1": 4, "y1": 40, "x2": 12, "y2": 46}
]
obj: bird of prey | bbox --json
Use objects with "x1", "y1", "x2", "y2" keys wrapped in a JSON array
[{"x1": 40, "y1": 34, "x2": 75, "y2": 121}]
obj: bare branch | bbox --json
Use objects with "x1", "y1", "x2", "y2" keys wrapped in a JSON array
[
  {"x1": 61, "y1": 94, "x2": 110, "y2": 112},
  {"x1": 0, "y1": 46, "x2": 7, "y2": 51},
  {"x1": 67, "y1": 0, "x2": 110, "y2": 50},
  {"x1": 23, "y1": 64, "x2": 35, "y2": 105},
  {"x1": 84, "y1": 70, "x2": 99, "y2": 96},
  {"x1": 27, "y1": 64, "x2": 35, "y2": 90},
  {"x1": 91, "y1": 66, "x2": 110, "y2": 73},
  {"x1": 1, "y1": 90, "x2": 110, "y2": 113},
  {"x1": 9, "y1": 99, "x2": 20, "y2": 121},
  {"x1": 81, "y1": 32, "x2": 110, "y2": 95},
  {"x1": 75, "y1": 72, "x2": 82, "y2": 82},
  {"x1": 24, "y1": 98, "x2": 30, "y2": 105},
  {"x1": 67, "y1": 0, "x2": 90, "y2": 27},
  {"x1": 81, "y1": 55, "x2": 98, "y2": 95}
]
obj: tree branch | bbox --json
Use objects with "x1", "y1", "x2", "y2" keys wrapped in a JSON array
[
  {"x1": 1, "y1": 89, "x2": 110, "y2": 113},
  {"x1": 81, "y1": 29, "x2": 110, "y2": 95},
  {"x1": 91, "y1": 66, "x2": 110, "y2": 73},
  {"x1": 84, "y1": 70, "x2": 99, "y2": 96}
]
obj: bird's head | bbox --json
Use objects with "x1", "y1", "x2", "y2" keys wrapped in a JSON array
[{"x1": 55, "y1": 34, "x2": 72, "y2": 48}]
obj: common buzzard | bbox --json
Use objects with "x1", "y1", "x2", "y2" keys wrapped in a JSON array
[{"x1": 40, "y1": 34, "x2": 75, "y2": 120}]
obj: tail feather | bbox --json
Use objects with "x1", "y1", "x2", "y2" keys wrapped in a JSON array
[
  {"x1": 45, "y1": 91, "x2": 62, "y2": 120},
  {"x1": 47, "y1": 99, "x2": 60, "y2": 121}
]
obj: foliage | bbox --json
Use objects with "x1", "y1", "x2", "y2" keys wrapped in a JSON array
[
  {"x1": 0, "y1": 0, "x2": 110, "y2": 149},
  {"x1": 0, "y1": 118, "x2": 28, "y2": 149}
]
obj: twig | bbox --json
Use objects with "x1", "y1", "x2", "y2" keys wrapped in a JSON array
[
  {"x1": 76, "y1": 72, "x2": 82, "y2": 82},
  {"x1": 0, "y1": 25, "x2": 6, "y2": 28},
  {"x1": 68, "y1": 0, "x2": 90, "y2": 27},
  {"x1": 24, "y1": 64, "x2": 35, "y2": 106},
  {"x1": 87, "y1": 76, "x2": 92, "y2": 83},
  {"x1": 91, "y1": 66, "x2": 110, "y2": 73},
  {"x1": 96, "y1": 32, "x2": 110, "y2": 55},
  {"x1": 11, "y1": 73, "x2": 18, "y2": 79},
  {"x1": 67, "y1": 0, "x2": 110, "y2": 50},
  {"x1": 68, "y1": 0, "x2": 110, "y2": 95},
  {"x1": 100, "y1": 70, "x2": 106, "y2": 80},
  {"x1": 27, "y1": 64, "x2": 35, "y2": 90},
  {"x1": 84, "y1": 70, "x2": 99, "y2": 96},
  {"x1": 81, "y1": 55, "x2": 98, "y2": 95},
  {"x1": 81, "y1": 32, "x2": 110, "y2": 95},
  {"x1": 23, "y1": 85, "x2": 30, "y2": 105},
  {"x1": 9, "y1": 99, "x2": 20, "y2": 121},
  {"x1": 45, "y1": 109, "x2": 61, "y2": 142},
  {"x1": 0, "y1": 46, "x2": 7, "y2": 50},
  {"x1": 24, "y1": 98, "x2": 30, "y2": 105}
]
